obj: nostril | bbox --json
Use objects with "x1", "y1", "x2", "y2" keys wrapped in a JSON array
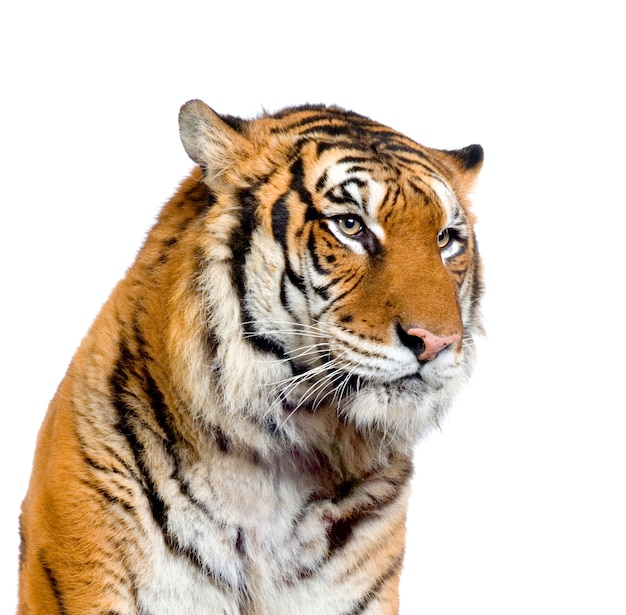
[
  {"x1": 397, "y1": 324, "x2": 462, "y2": 362},
  {"x1": 395, "y1": 323, "x2": 426, "y2": 357}
]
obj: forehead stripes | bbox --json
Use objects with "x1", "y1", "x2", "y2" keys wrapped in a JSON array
[
  {"x1": 268, "y1": 105, "x2": 450, "y2": 173},
  {"x1": 266, "y1": 106, "x2": 463, "y2": 231}
]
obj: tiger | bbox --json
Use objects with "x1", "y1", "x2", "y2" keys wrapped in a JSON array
[{"x1": 17, "y1": 99, "x2": 484, "y2": 615}]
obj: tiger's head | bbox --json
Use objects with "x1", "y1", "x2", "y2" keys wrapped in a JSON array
[{"x1": 176, "y1": 100, "x2": 483, "y2": 444}]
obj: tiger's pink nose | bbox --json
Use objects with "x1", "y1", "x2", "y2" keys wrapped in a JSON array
[{"x1": 405, "y1": 328, "x2": 461, "y2": 361}]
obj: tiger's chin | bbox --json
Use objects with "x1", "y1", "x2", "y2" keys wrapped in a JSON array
[
  {"x1": 338, "y1": 374, "x2": 465, "y2": 444},
  {"x1": 279, "y1": 349, "x2": 473, "y2": 446}
]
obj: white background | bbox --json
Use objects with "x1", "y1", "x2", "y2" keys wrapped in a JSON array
[{"x1": 1, "y1": 1, "x2": 624, "y2": 613}]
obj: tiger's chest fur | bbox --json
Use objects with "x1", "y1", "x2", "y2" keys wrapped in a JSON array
[
  {"x1": 18, "y1": 100, "x2": 483, "y2": 614},
  {"x1": 131, "y1": 433, "x2": 411, "y2": 615}
]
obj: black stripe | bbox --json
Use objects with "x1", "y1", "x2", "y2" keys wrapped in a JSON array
[
  {"x1": 109, "y1": 330, "x2": 173, "y2": 538},
  {"x1": 279, "y1": 271, "x2": 300, "y2": 321},
  {"x1": 241, "y1": 301, "x2": 288, "y2": 360},
  {"x1": 112, "y1": 369, "x2": 169, "y2": 534},
  {"x1": 343, "y1": 555, "x2": 404, "y2": 615},
  {"x1": 386, "y1": 152, "x2": 443, "y2": 180},
  {"x1": 192, "y1": 247, "x2": 221, "y2": 357},
  {"x1": 308, "y1": 231, "x2": 332, "y2": 277},
  {"x1": 230, "y1": 187, "x2": 290, "y2": 360},
  {"x1": 379, "y1": 185, "x2": 401, "y2": 224},
  {"x1": 245, "y1": 329, "x2": 288, "y2": 359},
  {"x1": 271, "y1": 194, "x2": 290, "y2": 248},
  {"x1": 335, "y1": 154, "x2": 374, "y2": 167},
  {"x1": 230, "y1": 187, "x2": 259, "y2": 299},
  {"x1": 316, "y1": 141, "x2": 371, "y2": 158},
  {"x1": 235, "y1": 526, "x2": 246, "y2": 556},
  {"x1": 230, "y1": 187, "x2": 291, "y2": 360},
  {"x1": 310, "y1": 274, "x2": 343, "y2": 301},
  {"x1": 299, "y1": 124, "x2": 361, "y2": 140},
  {"x1": 78, "y1": 476, "x2": 136, "y2": 515},
  {"x1": 260, "y1": 414, "x2": 291, "y2": 442},
  {"x1": 327, "y1": 461, "x2": 412, "y2": 555},
  {"x1": 39, "y1": 549, "x2": 68, "y2": 615},
  {"x1": 290, "y1": 157, "x2": 316, "y2": 212},
  {"x1": 210, "y1": 423, "x2": 232, "y2": 453},
  {"x1": 271, "y1": 109, "x2": 364, "y2": 132},
  {"x1": 284, "y1": 262, "x2": 307, "y2": 296},
  {"x1": 315, "y1": 169, "x2": 329, "y2": 193},
  {"x1": 177, "y1": 177, "x2": 217, "y2": 210},
  {"x1": 82, "y1": 440, "x2": 142, "y2": 483},
  {"x1": 328, "y1": 515, "x2": 358, "y2": 552},
  {"x1": 110, "y1": 341, "x2": 240, "y2": 593},
  {"x1": 270, "y1": 105, "x2": 332, "y2": 121},
  {"x1": 143, "y1": 370, "x2": 177, "y2": 453},
  {"x1": 271, "y1": 105, "x2": 373, "y2": 125},
  {"x1": 313, "y1": 270, "x2": 365, "y2": 321}
]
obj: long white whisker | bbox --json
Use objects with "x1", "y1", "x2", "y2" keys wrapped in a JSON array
[
  {"x1": 244, "y1": 328, "x2": 329, "y2": 340},
  {"x1": 299, "y1": 369, "x2": 343, "y2": 407},
  {"x1": 257, "y1": 343, "x2": 333, "y2": 370},
  {"x1": 269, "y1": 355, "x2": 346, "y2": 390},
  {"x1": 332, "y1": 363, "x2": 360, "y2": 407},
  {"x1": 273, "y1": 347, "x2": 359, "y2": 423},
  {"x1": 241, "y1": 319, "x2": 332, "y2": 337},
  {"x1": 266, "y1": 350, "x2": 352, "y2": 418},
  {"x1": 265, "y1": 358, "x2": 342, "y2": 415},
  {"x1": 278, "y1": 364, "x2": 350, "y2": 427},
  {"x1": 309, "y1": 369, "x2": 351, "y2": 409}
]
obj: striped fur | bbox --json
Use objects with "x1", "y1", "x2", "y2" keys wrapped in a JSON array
[{"x1": 18, "y1": 100, "x2": 484, "y2": 614}]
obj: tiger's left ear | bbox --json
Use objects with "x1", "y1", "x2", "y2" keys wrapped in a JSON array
[
  {"x1": 179, "y1": 99, "x2": 252, "y2": 180},
  {"x1": 441, "y1": 144, "x2": 484, "y2": 190}
]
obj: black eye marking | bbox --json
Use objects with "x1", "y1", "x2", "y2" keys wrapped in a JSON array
[{"x1": 325, "y1": 216, "x2": 381, "y2": 257}]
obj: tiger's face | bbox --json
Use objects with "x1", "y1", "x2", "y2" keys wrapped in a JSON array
[{"x1": 179, "y1": 101, "x2": 483, "y2": 438}]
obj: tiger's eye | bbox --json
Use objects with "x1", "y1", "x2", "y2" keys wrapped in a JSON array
[
  {"x1": 437, "y1": 228, "x2": 451, "y2": 248},
  {"x1": 337, "y1": 216, "x2": 363, "y2": 236}
]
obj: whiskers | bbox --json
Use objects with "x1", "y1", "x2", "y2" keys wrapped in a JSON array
[
  {"x1": 269, "y1": 353, "x2": 355, "y2": 427},
  {"x1": 242, "y1": 319, "x2": 358, "y2": 425}
]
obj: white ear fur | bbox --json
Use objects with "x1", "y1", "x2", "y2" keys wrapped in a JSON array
[{"x1": 178, "y1": 99, "x2": 249, "y2": 178}]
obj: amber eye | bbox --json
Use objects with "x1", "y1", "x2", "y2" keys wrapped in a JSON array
[
  {"x1": 337, "y1": 216, "x2": 363, "y2": 236},
  {"x1": 437, "y1": 228, "x2": 451, "y2": 249}
]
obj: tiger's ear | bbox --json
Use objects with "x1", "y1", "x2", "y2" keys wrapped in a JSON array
[
  {"x1": 179, "y1": 99, "x2": 251, "y2": 179},
  {"x1": 440, "y1": 144, "x2": 484, "y2": 190}
]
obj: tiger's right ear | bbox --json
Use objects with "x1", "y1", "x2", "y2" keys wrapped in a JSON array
[{"x1": 179, "y1": 99, "x2": 251, "y2": 179}]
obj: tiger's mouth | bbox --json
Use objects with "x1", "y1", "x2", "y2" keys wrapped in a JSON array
[{"x1": 276, "y1": 355, "x2": 450, "y2": 416}]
